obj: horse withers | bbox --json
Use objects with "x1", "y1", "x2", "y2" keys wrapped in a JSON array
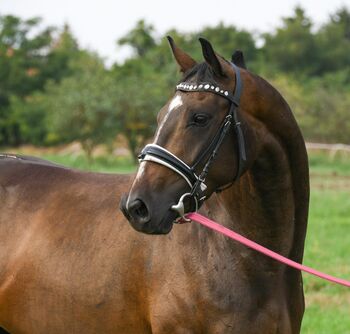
[
  {"x1": 121, "y1": 37, "x2": 309, "y2": 333},
  {"x1": 0, "y1": 37, "x2": 309, "y2": 334}
]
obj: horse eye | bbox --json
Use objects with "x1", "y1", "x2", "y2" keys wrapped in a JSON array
[{"x1": 192, "y1": 113, "x2": 210, "y2": 126}]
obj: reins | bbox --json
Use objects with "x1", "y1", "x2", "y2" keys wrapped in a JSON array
[{"x1": 187, "y1": 212, "x2": 350, "y2": 288}]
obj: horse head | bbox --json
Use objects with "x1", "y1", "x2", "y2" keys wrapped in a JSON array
[{"x1": 121, "y1": 37, "x2": 253, "y2": 234}]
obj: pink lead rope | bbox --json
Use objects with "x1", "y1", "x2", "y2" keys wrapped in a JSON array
[{"x1": 186, "y1": 212, "x2": 350, "y2": 288}]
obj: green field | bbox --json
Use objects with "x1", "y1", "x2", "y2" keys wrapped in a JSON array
[
  {"x1": 301, "y1": 153, "x2": 350, "y2": 333},
  {"x1": 3, "y1": 150, "x2": 350, "y2": 332}
]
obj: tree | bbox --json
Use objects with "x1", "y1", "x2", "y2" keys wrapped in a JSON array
[
  {"x1": 43, "y1": 23, "x2": 80, "y2": 82},
  {"x1": 272, "y1": 72, "x2": 350, "y2": 144},
  {"x1": 262, "y1": 7, "x2": 319, "y2": 75},
  {"x1": 45, "y1": 53, "x2": 119, "y2": 160},
  {"x1": 8, "y1": 93, "x2": 48, "y2": 146},
  {"x1": 113, "y1": 21, "x2": 179, "y2": 159},
  {"x1": 113, "y1": 64, "x2": 171, "y2": 160},
  {"x1": 316, "y1": 7, "x2": 350, "y2": 75},
  {"x1": 118, "y1": 20, "x2": 156, "y2": 57},
  {"x1": 0, "y1": 14, "x2": 54, "y2": 145},
  {"x1": 0, "y1": 15, "x2": 54, "y2": 97},
  {"x1": 0, "y1": 15, "x2": 82, "y2": 147}
]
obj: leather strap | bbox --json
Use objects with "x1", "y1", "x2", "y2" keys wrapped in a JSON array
[{"x1": 139, "y1": 144, "x2": 198, "y2": 188}]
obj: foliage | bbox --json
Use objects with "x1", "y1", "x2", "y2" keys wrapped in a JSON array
[
  {"x1": 0, "y1": 15, "x2": 80, "y2": 146},
  {"x1": 272, "y1": 71, "x2": 350, "y2": 143},
  {"x1": 263, "y1": 7, "x2": 319, "y2": 76},
  {"x1": 8, "y1": 93, "x2": 48, "y2": 145},
  {"x1": 0, "y1": 15, "x2": 52, "y2": 145},
  {"x1": 316, "y1": 8, "x2": 350, "y2": 74},
  {"x1": 112, "y1": 66, "x2": 171, "y2": 160},
  {"x1": 113, "y1": 26, "x2": 175, "y2": 159},
  {"x1": 0, "y1": 15, "x2": 53, "y2": 97},
  {"x1": 44, "y1": 53, "x2": 119, "y2": 159},
  {"x1": 118, "y1": 20, "x2": 156, "y2": 57},
  {"x1": 42, "y1": 23, "x2": 81, "y2": 82}
]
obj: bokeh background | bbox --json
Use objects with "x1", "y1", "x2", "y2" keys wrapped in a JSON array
[{"x1": 1, "y1": 1, "x2": 349, "y2": 332}]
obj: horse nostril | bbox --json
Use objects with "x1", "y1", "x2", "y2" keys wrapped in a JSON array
[{"x1": 128, "y1": 199, "x2": 151, "y2": 224}]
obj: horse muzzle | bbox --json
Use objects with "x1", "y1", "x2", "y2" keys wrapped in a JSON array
[{"x1": 120, "y1": 193, "x2": 177, "y2": 234}]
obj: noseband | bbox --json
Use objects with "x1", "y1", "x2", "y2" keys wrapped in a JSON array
[{"x1": 138, "y1": 63, "x2": 246, "y2": 219}]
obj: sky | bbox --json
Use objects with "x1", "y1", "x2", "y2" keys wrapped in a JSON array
[{"x1": 1, "y1": 0, "x2": 350, "y2": 65}]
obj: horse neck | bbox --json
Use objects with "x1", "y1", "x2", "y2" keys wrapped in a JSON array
[
  {"x1": 213, "y1": 75, "x2": 309, "y2": 262},
  {"x1": 217, "y1": 135, "x2": 294, "y2": 256}
]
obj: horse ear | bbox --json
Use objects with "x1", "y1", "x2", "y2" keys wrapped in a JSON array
[
  {"x1": 167, "y1": 36, "x2": 197, "y2": 73},
  {"x1": 231, "y1": 50, "x2": 247, "y2": 69},
  {"x1": 199, "y1": 37, "x2": 225, "y2": 77}
]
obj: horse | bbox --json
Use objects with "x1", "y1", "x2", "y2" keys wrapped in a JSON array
[
  {"x1": 121, "y1": 37, "x2": 309, "y2": 333},
  {"x1": 0, "y1": 37, "x2": 309, "y2": 333}
]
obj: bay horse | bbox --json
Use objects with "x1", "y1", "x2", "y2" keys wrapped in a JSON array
[{"x1": 0, "y1": 37, "x2": 309, "y2": 333}]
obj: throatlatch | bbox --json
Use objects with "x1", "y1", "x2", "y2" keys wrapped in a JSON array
[{"x1": 138, "y1": 63, "x2": 246, "y2": 220}]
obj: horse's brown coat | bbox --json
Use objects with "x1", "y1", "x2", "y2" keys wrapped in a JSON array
[{"x1": 0, "y1": 39, "x2": 309, "y2": 333}]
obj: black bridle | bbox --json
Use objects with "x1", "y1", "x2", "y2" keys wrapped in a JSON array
[{"x1": 138, "y1": 63, "x2": 246, "y2": 219}]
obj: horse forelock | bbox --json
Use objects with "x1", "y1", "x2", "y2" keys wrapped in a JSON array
[{"x1": 180, "y1": 62, "x2": 217, "y2": 85}]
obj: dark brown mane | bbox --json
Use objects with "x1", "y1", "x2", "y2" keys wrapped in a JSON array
[{"x1": 248, "y1": 75, "x2": 310, "y2": 263}]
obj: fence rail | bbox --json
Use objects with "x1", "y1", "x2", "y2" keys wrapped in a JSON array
[{"x1": 306, "y1": 142, "x2": 350, "y2": 159}]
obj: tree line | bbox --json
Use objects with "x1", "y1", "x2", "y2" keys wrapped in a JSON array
[{"x1": 0, "y1": 6, "x2": 349, "y2": 159}]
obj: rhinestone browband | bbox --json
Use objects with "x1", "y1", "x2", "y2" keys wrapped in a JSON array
[{"x1": 176, "y1": 82, "x2": 239, "y2": 106}]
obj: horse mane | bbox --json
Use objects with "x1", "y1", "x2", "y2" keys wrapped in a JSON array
[{"x1": 250, "y1": 74, "x2": 310, "y2": 264}]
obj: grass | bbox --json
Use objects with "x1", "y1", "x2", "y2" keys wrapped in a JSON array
[
  {"x1": 301, "y1": 188, "x2": 350, "y2": 333},
  {"x1": 309, "y1": 151, "x2": 350, "y2": 176},
  {"x1": 3, "y1": 149, "x2": 350, "y2": 332}
]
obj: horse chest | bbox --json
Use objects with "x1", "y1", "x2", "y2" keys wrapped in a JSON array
[
  {"x1": 146, "y1": 248, "x2": 241, "y2": 328},
  {"x1": 147, "y1": 269, "x2": 281, "y2": 334},
  {"x1": 142, "y1": 229, "x2": 288, "y2": 334}
]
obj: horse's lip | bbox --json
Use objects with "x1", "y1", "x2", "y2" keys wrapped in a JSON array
[
  {"x1": 126, "y1": 209, "x2": 177, "y2": 235},
  {"x1": 145, "y1": 209, "x2": 178, "y2": 234},
  {"x1": 156, "y1": 210, "x2": 178, "y2": 234}
]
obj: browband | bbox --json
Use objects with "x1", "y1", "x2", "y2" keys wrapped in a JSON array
[{"x1": 176, "y1": 62, "x2": 242, "y2": 107}]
